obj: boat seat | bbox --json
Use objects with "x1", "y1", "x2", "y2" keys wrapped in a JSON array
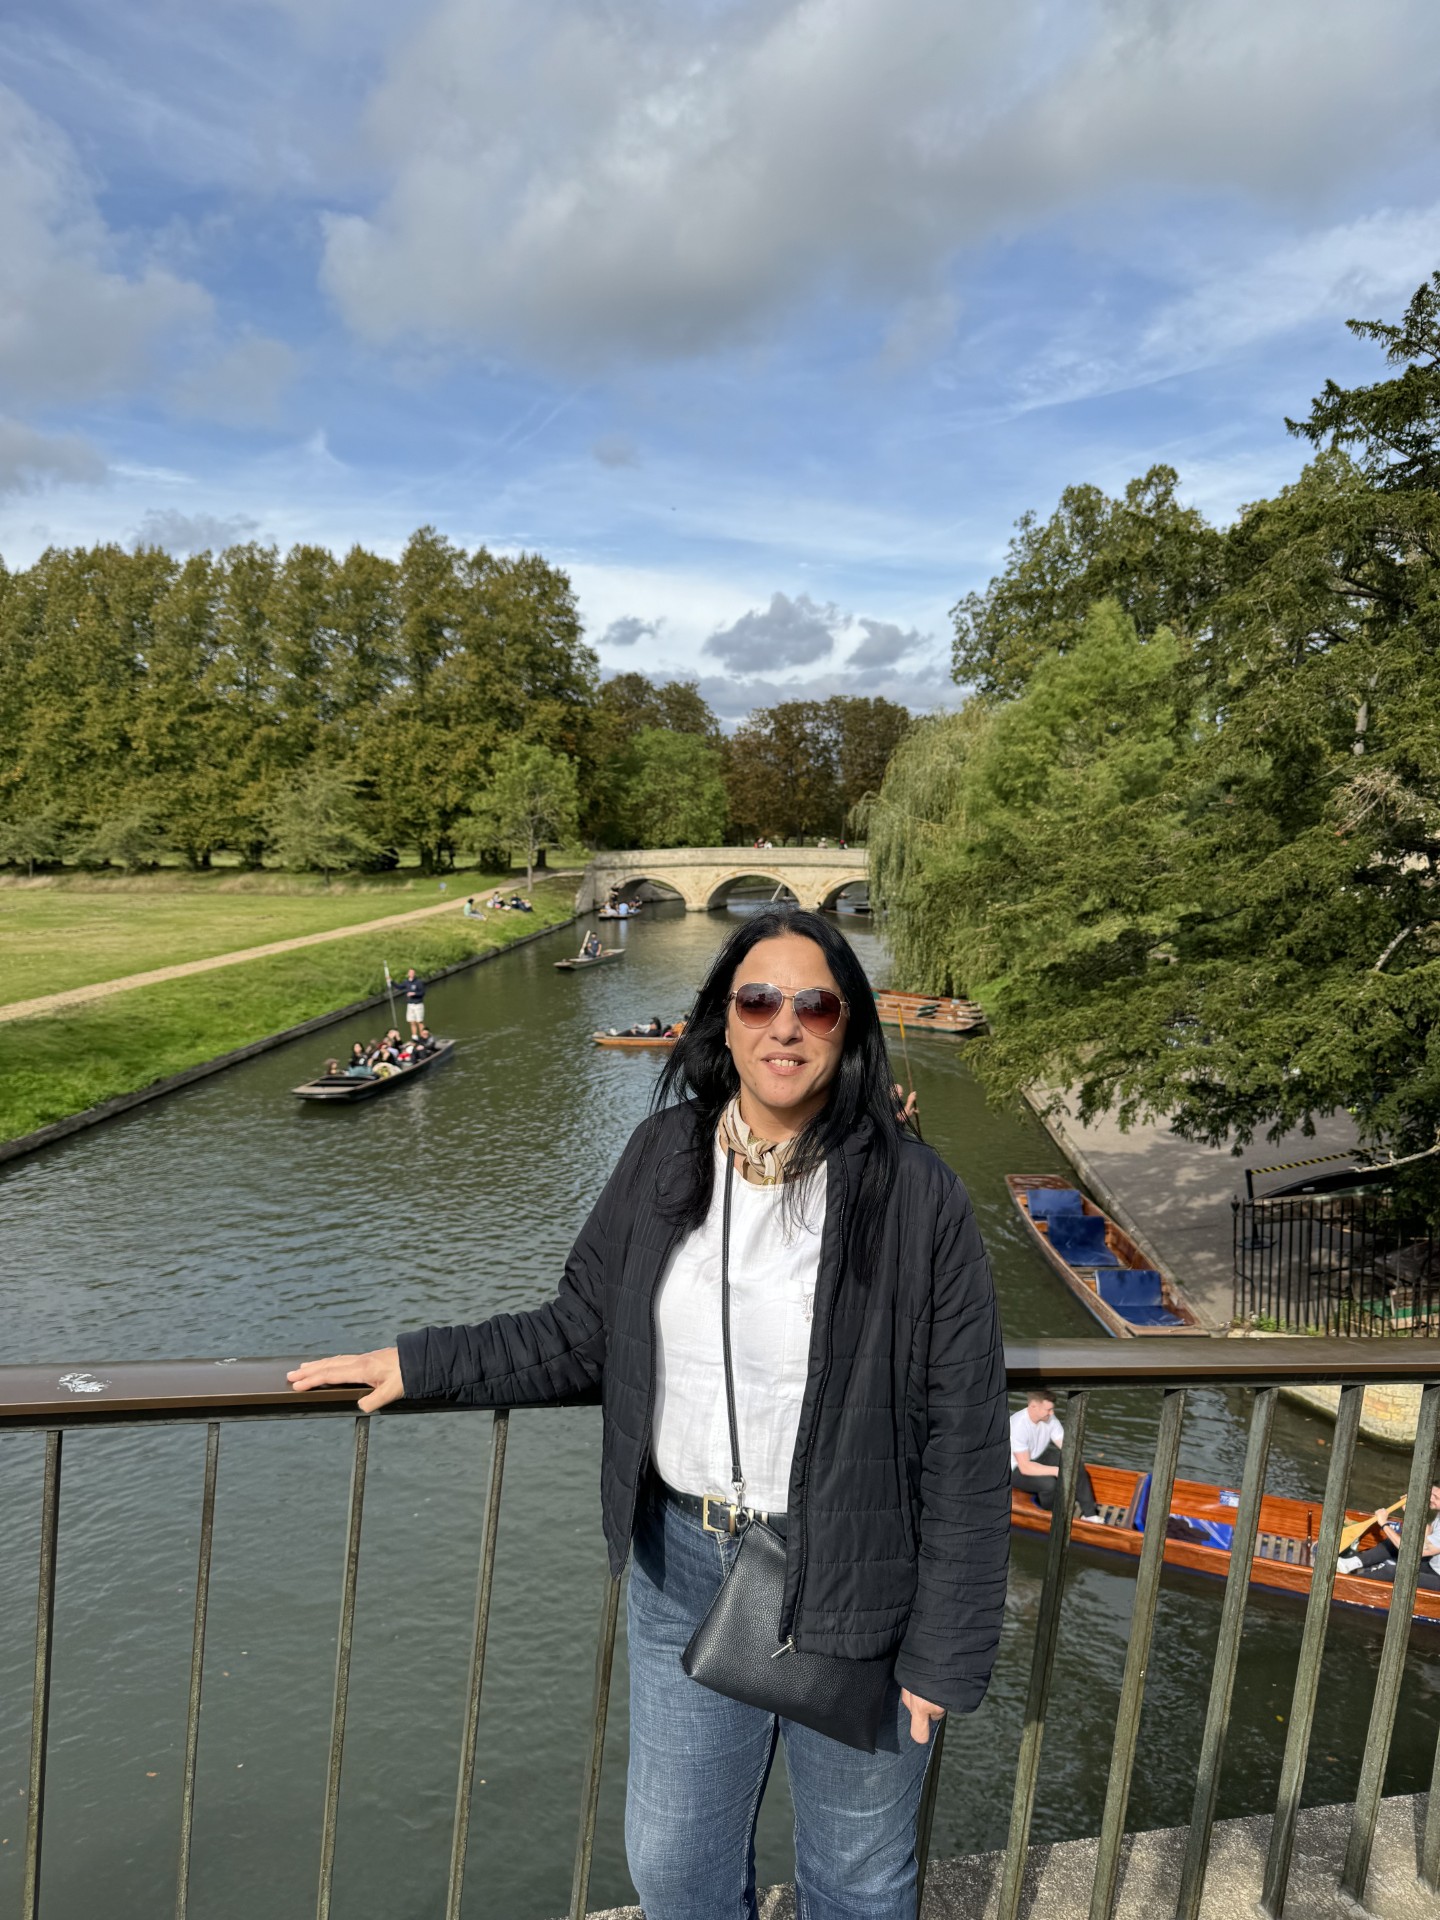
[
  {"x1": 1096, "y1": 1270, "x2": 1185, "y2": 1326},
  {"x1": 1027, "y1": 1186, "x2": 1085, "y2": 1223},
  {"x1": 1099, "y1": 1503, "x2": 1128, "y2": 1528},
  {"x1": 1256, "y1": 1532, "x2": 1307, "y2": 1563},
  {"x1": 1048, "y1": 1214, "x2": 1122, "y2": 1266}
]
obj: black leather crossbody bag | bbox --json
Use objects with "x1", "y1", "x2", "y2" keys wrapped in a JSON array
[{"x1": 680, "y1": 1156, "x2": 894, "y2": 1752}]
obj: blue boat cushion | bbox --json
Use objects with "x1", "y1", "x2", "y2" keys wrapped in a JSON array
[
  {"x1": 1096, "y1": 1269, "x2": 1185, "y2": 1326},
  {"x1": 1129, "y1": 1479, "x2": 1234, "y2": 1549},
  {"x1": 1028, "y1": 1186, "x2": 1085, "y2": 1222},
  {"x1": 1047, "y1": 1212, "x2": 1122, "y2": 1265}
]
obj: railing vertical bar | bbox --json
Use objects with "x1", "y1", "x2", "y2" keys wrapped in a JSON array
[
  {"x1": 1425, "y1": 1653, "x2": 1440, "y2": 1888},
  {"x1": 1174, "y1": 1387, "x2": 1275, "y2": 1920},
  {"x1": 997, "y1": 1390, "x2": 1090, "y2": 1920},
  {"x1": 914, "y1": 1710, "x2": 947, "y2": 1914},
  {"x1": 1261, "y1": 1384, "x2": 1363, "y2": 1917},
  {"x1": 175, "y1": 1422, "x2": 221, "y2": 1920},
  {"x1": 1340, "y1": 1381, "x2": 1440, "y2": 1903},
  {"x1": 568, "y1": 1572, "x2": 622, "y2": 1920},
  {"x1": 1087, "y1": 1387, "x2": 1186, "y2": 1920},
  {"x1": 444, "y1": 1411, "x2": 510, "y2": 1920},
  {"x1": 22, "y1": 1430, "x2": 62, "y2": 1920},
  {"x1": 316, "y1": 1415, "x2": 370, "y2": 1920}
]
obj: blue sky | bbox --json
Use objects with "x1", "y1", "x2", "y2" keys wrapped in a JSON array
[{"x1": 3, "y1": 0, "x2": 1439, "y2": 722}]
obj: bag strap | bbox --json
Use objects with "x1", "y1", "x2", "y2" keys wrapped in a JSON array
[{"x1": 720, "y1": 1154, "x2": 744, "y2": 1505}]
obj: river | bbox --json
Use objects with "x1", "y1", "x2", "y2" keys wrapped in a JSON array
[{"x1": 2, "y1": 905, "x2": 1434, "y2": 1917}]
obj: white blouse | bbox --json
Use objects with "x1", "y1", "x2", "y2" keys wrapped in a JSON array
[{"x1": 651, "y1": 1154, "x2": 825, "y2": 1513}]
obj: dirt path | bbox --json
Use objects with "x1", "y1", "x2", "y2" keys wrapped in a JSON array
[{"x1": 0, "y1": 897, "x2": 499, "y2": 1024}]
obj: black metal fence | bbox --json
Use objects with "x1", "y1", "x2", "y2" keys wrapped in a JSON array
[
  {"x1": 1234, "y1": 1194, "x2": 1440, "y2": 1335},
  {"x1": 6, "y1": 1341, "x2": 1440, "y2": 1920}
]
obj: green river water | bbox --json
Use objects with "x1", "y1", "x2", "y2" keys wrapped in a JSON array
[{"x1": 2, "y1": 905, "x2": 1435, "y2": 1917}]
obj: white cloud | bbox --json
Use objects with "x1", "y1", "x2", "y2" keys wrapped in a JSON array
[
  {"x1": 0, "y1": 84, "x2": 212, "y2": 408},
  {"x1": 130, "y1": 508, "x2": 262, "y2": 553},
  {"x1": 319, "y1": 0, "x2": 1440, "y2": 368},
  {"x1": 704, "y1": 592, "x2": 838, "y2": 674},
  {"x1": 0, "y1": 418, "x2": 107, "y2": 496},
  {"x1": 601, "y1": 613, "x2": 659, "y2": 647}
]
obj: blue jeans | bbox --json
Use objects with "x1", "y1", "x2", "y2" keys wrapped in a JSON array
[{"x1": 625, "y1": 1485, "x2": 935, "y2": 1919}]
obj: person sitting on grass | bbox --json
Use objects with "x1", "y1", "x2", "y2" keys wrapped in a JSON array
[
  {"x1": 1010, "y1": 1387, "x2": 1102, "y2": 1524},
  {"x1": 487, "y1": 890, "x2": 507, "y2": 910},
  {"x1": 510, "y1": 894, "x2": 533, "y2": 912}
]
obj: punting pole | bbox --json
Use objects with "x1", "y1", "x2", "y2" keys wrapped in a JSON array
[{"x1": 383, "y1": 961, "x2": 399, "y2": 1032}]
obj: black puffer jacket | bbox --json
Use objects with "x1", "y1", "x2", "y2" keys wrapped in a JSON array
[{"x1": 397, "y1": 1102, "x2": 1010, "y2": 1713}]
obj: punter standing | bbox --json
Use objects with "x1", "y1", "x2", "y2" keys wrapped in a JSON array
[
  {"x1": 290, "y1": 909, "x2": 1010, "y2": 1918},
  {"x1": 401, "y1": 966, "x2": 425, "y2": 1036}
]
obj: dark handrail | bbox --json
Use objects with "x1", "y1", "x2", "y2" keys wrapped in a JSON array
[{"x1": 4, "y1": 1339, "x2": 1440, "y2": 1427}]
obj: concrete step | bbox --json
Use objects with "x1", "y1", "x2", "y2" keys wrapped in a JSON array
[{"x1": 586, "y1": 1792, "x2": 1435, "y2": 1918}]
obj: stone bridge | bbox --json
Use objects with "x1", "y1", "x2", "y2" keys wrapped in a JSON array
[{"x1": 574, "y1": 846, "x2": 869, "y2": 914}]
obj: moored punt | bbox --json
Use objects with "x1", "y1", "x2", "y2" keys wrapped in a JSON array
[
  {"x1": 554, "y1": 947, "x2": 625, "y2": 971},
  {"x1": 1007, "y1": 1172, "x2": 1207, "y2": 1337},
  {"x1": 292, "y1": 1040, "x2": 455, "y2": 1102},
  {"x1": 591, "y1": 1030, "x2": 677, "y2": 1049},
  {"x1": 1012, "y1": 1462, "x2": 1440, "y2": 1623},
  {"x1": 873, "y1": 988, "x2": 986, "y2": 1035}
]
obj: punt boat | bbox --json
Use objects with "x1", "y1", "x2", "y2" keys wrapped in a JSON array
[
  {"x1": 1013, "y1": 1463, "x2": 1440, "y2": 1622},
  {"x1": 592, "y1": 1030, "x2": 677, "y2": 1049},
  {"x1": 1007, "y1": 1173, "x2": 1206, "y2": 1337},
  {"x1": 554, "y1": 947, "x2": 625, "y2": 971},
  {"x1": 873, "y1": 988, "x2": 986, "y2": 1035},
  {"x1": 292, "y1": 1040, "x2": 455, "y2": 1102}
]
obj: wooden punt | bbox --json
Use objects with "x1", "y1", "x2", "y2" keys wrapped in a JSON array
[
  {"x1": 592, "y1": 1031, "x2": 677, "y2": 1049},
  {"x1": 1012, "y1": 1463, "x2": 1440, "y2": 1623},
  {"x1": 554, "y1": 947, "x2": 625, "y2": 971},
  {"x1": 873, "y1": 988, "x2": 986, "y2": 1035},
  {"x1": 292, "y1": 1040, "x2": 455, "y2": 1102},
  {"x1": 1007, "y1": 1173, "x2": 1207, "y2": 1337}
]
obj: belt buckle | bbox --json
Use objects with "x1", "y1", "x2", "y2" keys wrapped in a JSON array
[{"x1": 701, "y1": 1494, "x2": 735, "y2": 1536}]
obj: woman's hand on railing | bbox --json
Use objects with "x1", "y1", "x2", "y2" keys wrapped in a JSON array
[
  {"x1": 287, "y1": 1347, "x2": 404, "y2": 1413},
  {"x1": 900, "y1": 1688, "x2": 945, "y2": 1744}
]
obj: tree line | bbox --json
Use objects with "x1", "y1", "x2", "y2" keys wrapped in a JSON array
[
  {"x1": 0, "y1": 525, "x2": 913, "y2": 873},
  {"x1": 866, "y1": 274, "x2": 1440, "y2": 1167}
]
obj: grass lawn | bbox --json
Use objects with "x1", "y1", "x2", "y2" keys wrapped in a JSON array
[
  {"x1": 0, "y1": 868, "x2": 551, "y2": 1003},
  {"x1": 1, "y1": 878, "x2": 575, "y2": 1144}
]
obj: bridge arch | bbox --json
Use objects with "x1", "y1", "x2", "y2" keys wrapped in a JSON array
[{"x1": 702, "y1": 870, "x2": 800, "y2": 912}]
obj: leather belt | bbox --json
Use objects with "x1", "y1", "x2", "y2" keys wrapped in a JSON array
[{"x1": 659, "y1": 1480, "x2": 788, "y2": 1538}]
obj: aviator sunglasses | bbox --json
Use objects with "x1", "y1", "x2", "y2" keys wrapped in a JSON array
[{"x1": 727, "y1": 982, "x2": 849, "y2": 1036}]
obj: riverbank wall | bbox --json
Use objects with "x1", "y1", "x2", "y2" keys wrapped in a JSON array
[
  {"x1": 0, "y1": 913, "x2": 574, "y2": 1169},
  {"x1": 584, "y1": 1789, "x2": 1433, "y2": 1919},
  {"x1": 1025, "y1": 1089, "x2": 1421, "y2": 1446}
]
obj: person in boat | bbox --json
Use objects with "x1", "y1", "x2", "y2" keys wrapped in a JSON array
[
  {"x1": 289, "y1": 907, "x2": 1009, "y2": 1918},
  {"x1": 580, "y1": 930, "x2": 603, "y2": 960},
  {"x1": 1010, "y1": 1387, "x2": 1102, "y2": 1524},
  {"x1": 348, "y1": 1042, "x2": 367, "y2": 1072},
  {"x1": 1339, "y1": 1485, "x2": 1440, "y2": 1589},
  {"x1": 322, "y1": 1058, "x2": 343, "y2": 1079},
  {"x1": 411, "y1": 1026, "x2": 439, "y2": 1057},
  {"x1": 662, "y1": 1018, "x2": 686, "y2": 1039},
  {"x1": 345, "y1": 1048, "x2": 377, "y2": 1079},
  {"x1": 618, "y1": 1016, "x2": 666, "y2": 1037},
  {"x1": 400, "y1": 968, "x2": 427, "y2": 1035}
]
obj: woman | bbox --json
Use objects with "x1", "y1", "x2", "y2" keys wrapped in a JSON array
[{"x1": 289, "y1": 910, "x2": 1009, "y2": 1917}]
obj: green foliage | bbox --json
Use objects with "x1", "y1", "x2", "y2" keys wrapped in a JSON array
[
  {"x1": 457, "y1": 740, "x2": 580, "y2": 890},
  {"x1": 624, "y1": 728, "x2": 729, "y2": 847},
  {"x1": 951, "y1": 465, "x2": 1223, "y2": 698},
  {"x1": 77, "y1": 808, "x2": 172, "y2": 873},
  {"x1": 262, "y1": 765, "x2": 380, "y2": 881},
  {"x1": 584, "y1": 674, "x2": 720, "y2": 844},
  {"x1": 724, "y1": 696, "x2": 914, "y2": 842},
  {"x1": 877, "y1": 276, "x2": 1440, "y2": 1161},
  {"x1": 0, "y1": 806, "x2": 70, "y2": 876}
]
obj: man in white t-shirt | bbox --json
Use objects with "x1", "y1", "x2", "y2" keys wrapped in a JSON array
[{"x1": 1010, "y1": 1387, "x2": 1101, "y2": 1522}]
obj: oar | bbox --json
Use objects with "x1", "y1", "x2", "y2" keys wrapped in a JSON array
[
  {"x1": 895, "y1": 1006, "x2": 917, "y2": 1120},
  {"x1": 1339, "y1": 1494, "x2": 1404, "y2": 1556}
]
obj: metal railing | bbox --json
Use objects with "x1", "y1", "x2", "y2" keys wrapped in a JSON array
[
  {"x1": 1234, "y1": 1194, "x2": 1440, "y2": 1334},
  {"x1": 5, "y1": 1340, "x2": 1440, "y2": 1919}
]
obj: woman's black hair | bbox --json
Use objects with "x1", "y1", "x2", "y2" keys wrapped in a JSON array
[{"x1": 652, "y1": 909, "x2": 910, "y2": 1277}]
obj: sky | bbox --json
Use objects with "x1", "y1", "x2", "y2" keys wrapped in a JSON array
[{"x1": 3, "y1": 0, "x2": 1439, "y2": 724}]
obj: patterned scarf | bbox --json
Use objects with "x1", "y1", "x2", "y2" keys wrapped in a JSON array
[{"x1": 717, "y1": 1094, "x2": 800, "y2": 1187}]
